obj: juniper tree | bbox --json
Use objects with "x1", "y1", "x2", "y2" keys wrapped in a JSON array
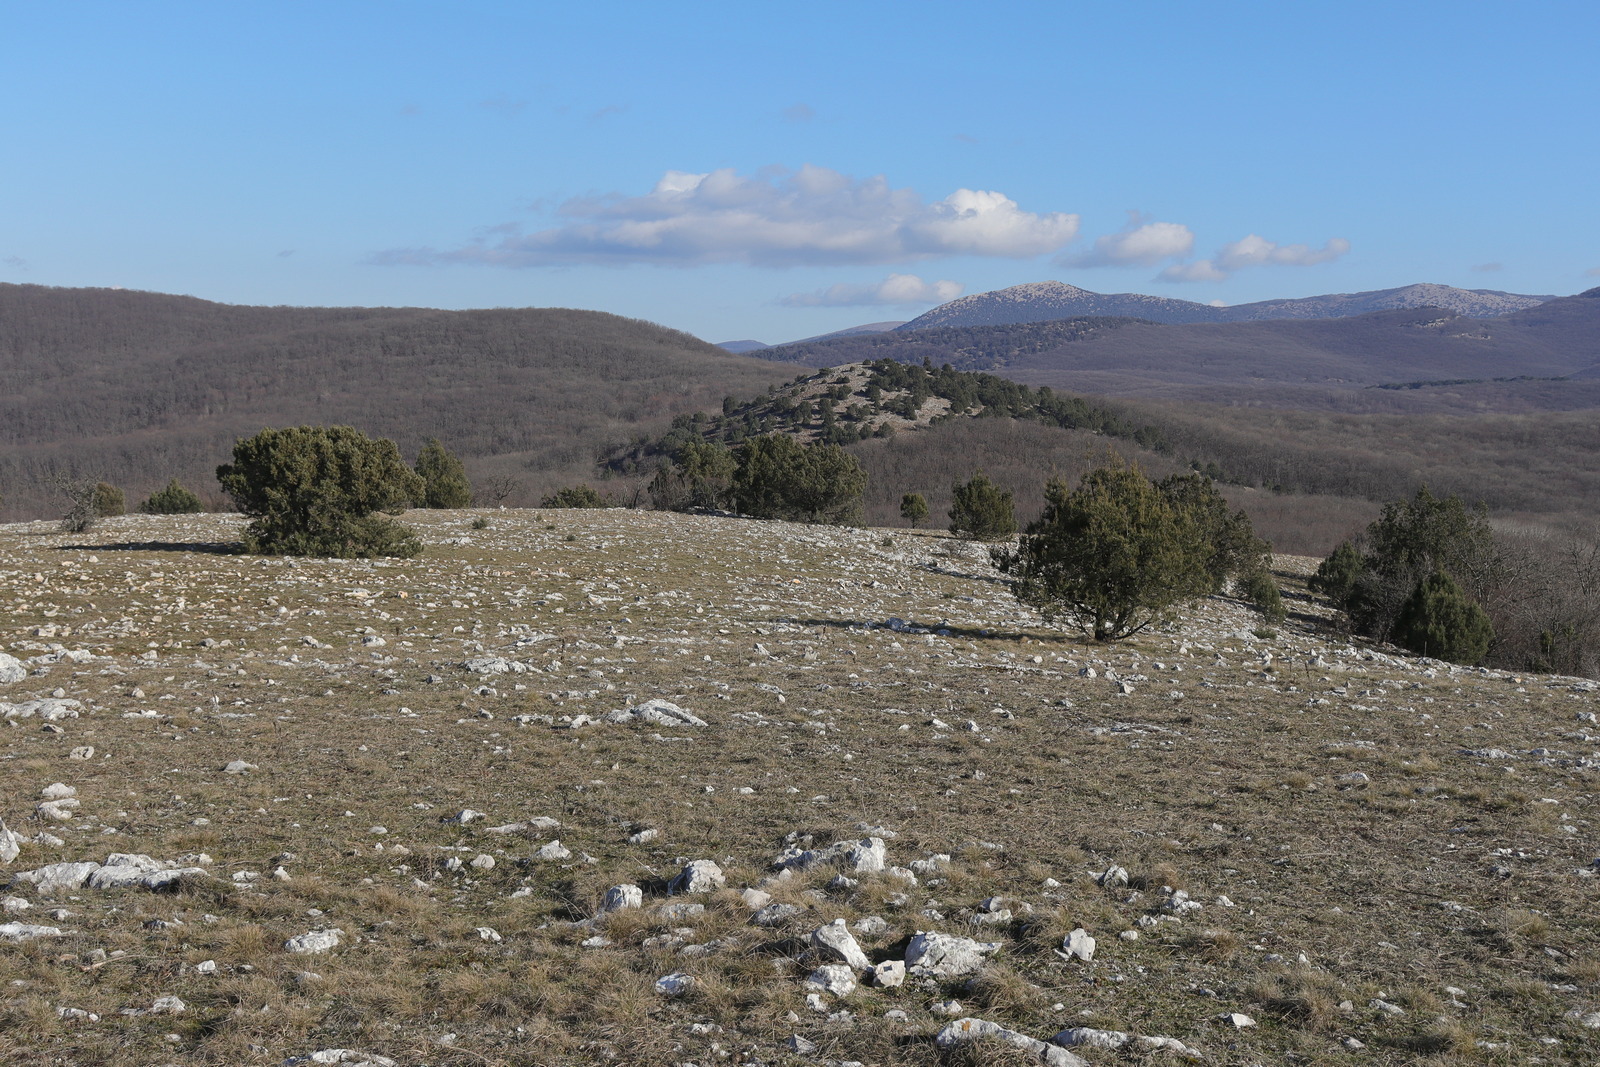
[{"x1": 217, "y1": 425, "x2": 424, "y2": 558}]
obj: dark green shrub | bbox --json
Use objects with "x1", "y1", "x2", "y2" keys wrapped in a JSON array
[
  {"x1": 1241, "y1": 567, "x2": 1286, "y2": 623},
  {"x1": 92, "y1": 482, "x2": 125, "y2": 517},
  {"x1": 730, "y1": 435, "x2": 864, "y2": 525},
  {"x1": 140, "y1": 479, "x2": 204, "y2": 515},
  {"x1": 900, "y1": 492, "x2": 930, "y2": 529},
  {"x1": 1157, "y1": 472, "x2": 1268, "y2": 592},
  {"x1": 996, "y1": 464, "x2": 1213, "y2": 641},
  {"x1": 649, "y1": 440, "x2": 737, "y2": 512},
  {"x1": 1392, "y1": 570, "x2": 1494, "y2": 664},
  {"x1": 216, "y1": 425, "x2": 424, "y2": 558},
  {"x1": 414, "y1": 438, "x2": 472, "y2": 509},
  {"x1": 540, "y1": 485, "x2": 614, "y2": 508},
  {"x1": 949, "y1": 472, "x2": 1016, "y2": 541}
]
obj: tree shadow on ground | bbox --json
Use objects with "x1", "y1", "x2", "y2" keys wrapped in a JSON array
[
  {"x1": 55, "y1": 540, "x2": 242, "y2": 555},
  {"x1": 778, "y1": 616, "x2": 1073, "y2": 645}
]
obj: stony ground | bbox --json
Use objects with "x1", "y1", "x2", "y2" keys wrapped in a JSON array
[{"x1": 1, "y1": 509, "x2": 1596, "y2": 1067}]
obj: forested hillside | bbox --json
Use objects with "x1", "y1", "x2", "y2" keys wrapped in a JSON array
[{"x1": 0, "y1": 284, "x2": 804, "y2": 519}]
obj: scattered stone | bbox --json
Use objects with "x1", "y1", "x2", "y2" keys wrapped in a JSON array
[
  {"x1": 670, "y1": 859, "x2": 725, "y2": 894},
  {"x1": 871, "y1": 960, "x2": 905, "y2": 987},
  {"x1": 627, "y1": 827, "x2": 659, "y2": 844},
  {"x1": 905, "y1": 931, "x2": 1001, "y2": 978},
  {"x1": 807, "y1": 918, "x2": 867, "y2": 968},
  {"x1": 0, "y1": 652, "x2": 26, "y2": 685},
  {"x1": 602, "y1": 698, "x2": 708, "y2": 728},
  {"x1": 599, "y1": 884, "x2": 643, "y2": 914},
  {"x1": 284, "y1": 929, "x2": 344, "y2": 954},
  {"x1": 0, "y1": 816, "x2": 21, "y2": 864},
  {"x1": 1062, "y1": 927, "x2": 1096, "y2": 962},
  {"x1": 283, "y1": 1051, "x2": 399, "y2": 1067},
  {"x1": 654, "y1": 971, "x2": 695, "y2": 997},
  {"x1": 149, "y1": 995, "x2": 186, "y2": 1014},
  {"x1": 1220, "y1": 1012, "x2": 1257, "y2": 1028},
  {"x1": 935, "y1": 1017, "x2": 1087, "y2": 1067},
  {"x1": 223, "y1": 760, "x2": 258, "y2": 774},
  {"x1": 534, "y1": 840, "x2": 571, "y2": 861},
  {"x1": 68, "y1": 746, "x2": 94, "y2": 760},
  {"x1": 786, "y1": 1034, "x2": 819, "y2": 1055},
  {"x1": 0, "y1": 922, "x2": 62, "y2": 942},
  {"x1": 753, "y1": 902, "x2": 802, "y2": 927},
  {"x1": 774, "y1": 836, "x2": 887, "y2": 873},
  {"x1": 804, "y1": 964, "x2": 857, "y2": 996}
]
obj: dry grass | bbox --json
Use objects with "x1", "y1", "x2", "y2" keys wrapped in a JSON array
[{"x1": 1, "y1": 509, "x2": 1597, "y2": 1066}]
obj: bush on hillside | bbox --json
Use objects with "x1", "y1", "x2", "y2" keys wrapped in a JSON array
[
  {"x1": 995, "y1": 463, "x2": 1215, "y2": 641},
  {"x1": 541, "y1": 484, "x2": 615, "y2": 509},
  {"x1": 140, "y1": 479, "x2": 204, "y2": 515},
  {"x1": 414, "y1": 438, "x2": 473, "y2": 509},
  {"x1": 1392, "y1": 569, "x2": 1494, "y2": 664},
  {"x1": 949, "y1": 472, "x2": 1017, "y2": 542},
  {"x1": 216, "y1": 426, "x2": 423, "y2": 558},
  {"x1": 92, "y1": 482, "x2": 125, "y2": 517},
  {"x1": 730, "y1": 435, "x2": 865, "y2": 525}
]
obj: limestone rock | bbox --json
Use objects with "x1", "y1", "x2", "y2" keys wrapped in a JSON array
[
  {"x1": 283, "y1": 1052, "x2": 399, "y2": 1067},
  {"x1": 654, "y1": 971, "x2": 695, "y2": 996},
  {"x1": 601, "y1": 698, "x2": 708, "y2": 728},
  {"x1": 0, "y1": 816, "x2": 21, "y2": 864},
  {"x1": 599, "y1": 884, "x2": 643, "y2": 914},
  {"x1": 534, "y1": 840, "x2": 571, "y2": 861},
  {"x1": 11, "y1": 861, "x2": 102, "y2": 894},
  {"x1": 0, "y1": 652, "x2": 26, "y2": 685},
  {"x1": 871, "y1": 960, "x2": 906, "y2": 987},
  {"x1": 934, "y1": 1017, "x2": 1087, "y2": 1066},
  {"x1": 0, "y1": 922, "x2": 62, "y2": 942},
  {"x1": 223, "y1": 760, "x2": 258, "y2": 774},
  {"x1": 811, "y1": 918, "x2": 870, "y2": 970},
  {"x1": 1063, "y1": 927, "x2": 1096, "y2": 962},
  {"x1": 804, "y1": 963, "x2": 857, "y2": 996},
  {"x1": 670, "y1": 859, "x2": 725, "y2": 894},
  {"x1": 752, "y1": 902, "x2": 802, "y2": 927},
  {"x1": 284, "y1": 929, "x2": 344, "y2": 954},
  {"x1": 905, "y1": 931, "x2": 1001, "y2": 978}
]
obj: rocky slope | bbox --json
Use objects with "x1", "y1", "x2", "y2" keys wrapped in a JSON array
[{"x1": 1, "y1": 510, "x2": 1596, "y2": 1066}]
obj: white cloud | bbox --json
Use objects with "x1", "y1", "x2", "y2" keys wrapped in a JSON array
[
  {"x1": 1061, "y1": 212, "x2": 1194, "y2": 268},
  {"x1": 780, "y1": 273, "x2": 963, "y2": 308},
  {"x1": 376, "y1": 165, "x2": 1080, "y2": 268},
  {"x1": 1161, "y1": 234, "x2": 1350, "y2": 282},
  {"x1": 783, "y1": 102, "x2": 815, "y2": 122},
  {"x1": 1471, "y1": 262, "x2": 1502, "y2": 272},
  {"x1": 1586, "y1": 266, "x2": 1600, "y2": 277}
]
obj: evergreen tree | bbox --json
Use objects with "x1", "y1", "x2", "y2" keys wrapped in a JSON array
[
  {"x1": 900, "y1": 492, "x2": 930, "y2": 529},
  {"x1": 996, "y1": 464, "x2": 1213, "y2": 641},
  {"x1": 414, "y1": 438, "x2": 472, "y2": 509},
  {"x1": 948, "y1": 472, "x2": 1016, "y2": 541},
  {"x1": 731, "y1": 435, "x2": 864, "y2": 525},
  {"x1": 540, "y1": 484, "x2": 614, "y2": 508},
  {"x1": 217, "y1": 426, "x2": 424, "y2": 558},
  {"x1": 140, "y1": 479, "x2": 204, "y2": 515},
  {"x1": 91, "y1": 482, "x2": 125, "y2": 517},
  {"x1": 1156, "y1": 472, "x2": 1269, "y2": 592},
  {"x1": 1392, "y1": 570, "x2": 1494, "y2": 664}
]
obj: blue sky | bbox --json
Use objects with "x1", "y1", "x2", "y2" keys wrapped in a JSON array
[{"x1": 4, "y1": 1, "x2": 1597, "y2": 343}]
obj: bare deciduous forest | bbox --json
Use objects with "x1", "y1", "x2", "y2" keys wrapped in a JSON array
[{"x1": 0, "y1": 284, "x2": 805, "y2": 519}]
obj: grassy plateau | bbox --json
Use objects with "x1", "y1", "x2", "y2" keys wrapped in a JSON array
[{"x1": 1, "y1": 510, "x2": 1597, "y2": 1066}]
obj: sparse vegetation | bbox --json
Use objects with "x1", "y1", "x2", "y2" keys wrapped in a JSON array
[{"x1": 0, "y1": 507, "x2": 1596, "y2": 1066}]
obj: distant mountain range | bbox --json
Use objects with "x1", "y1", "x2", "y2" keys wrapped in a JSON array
[
  {"x1": 721, "y1": 281, "x2": 1558, "y2": 351},
  {"x1": 747, "y1": 288, "x2": 1600, "y2": 415},
  {"x1": 717, "y1": 320, "x2": 904, "y2": 353},
  {"x1": 899, "y1": 280, "x2": 1555, "y2": 329}
]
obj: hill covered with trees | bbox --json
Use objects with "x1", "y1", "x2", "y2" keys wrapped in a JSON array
[{"x1": 0, "y1": 284, "x2": 804, "y2": 520}]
